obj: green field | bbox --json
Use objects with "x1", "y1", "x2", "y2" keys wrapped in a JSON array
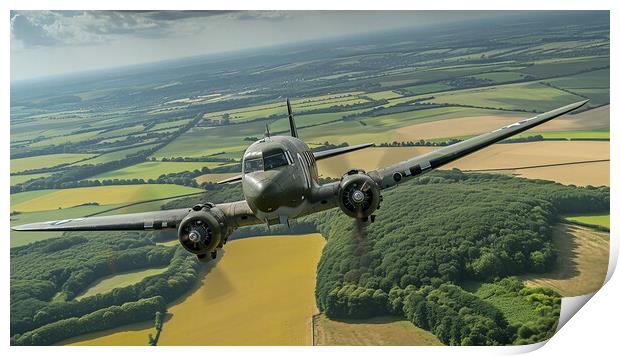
[
  {"x1": 402, "y1": 82, "x2": 455, "y2": 95},
  {"x1": 10, "y1": 173, "x2": 50, "y2": 186},
  {"x1": 424, "y1": 82, "x2": 584, "y2": 112},
  {"x1": 10, "y1": 184, "x2": 203, "y2": 212},
  {"x1": 29, "y1": 130, "x2": 104, "y2": 148},
  {"x1": 203, "y1": 92, "x2": 368, "y2": 123},
  {"x1": 11, "y1": 153, "x2": 95, "y2": 173},
  {"x1": 270, "y1": 109, "x2": 368, "y2": 132},
  {"x1": 565, "y1": 214, "x2": 610, "y2": 229},
  {"x1": 153, "y1": 121, "x2": 265, "y2": 158},
  {"x1": 72, "y1": 144, "x2": 160, "y2": 166},
  {"x1": 75, "y1": 267, "x2": 169, "y2": 300},
  {"x1": 363, "y1": 90, "x2": 402, "y2": 100},
  {"x1": 470, "y1": 71, "x2": 530, "y2": 83},
  {"x1": 521, "y1": 56, "x2": 609, "y2": 77},
  {"x1": 567, "y1": 88, "x2": 609, "y2": 107},
  {"x1": 548, "y1": 68, "x2": 609, "y2": 89},
  {"x1": 89, "y1": 161, "x2": 227, "y2": 180}
]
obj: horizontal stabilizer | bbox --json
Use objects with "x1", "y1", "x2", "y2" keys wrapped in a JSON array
[{"x1": 217, "y1": 174, "x2": 242, "y2": 184}]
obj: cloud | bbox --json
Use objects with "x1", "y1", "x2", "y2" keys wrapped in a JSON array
[
  {"x1": 10, "y1": 13, "x2": 59, "y2": 47},
  {"x1": 135, "y1": 10, "x2": 237, "y2": 21},
  {"x1": 10, "y1": 10, "x2": 247, "y2": 48}
]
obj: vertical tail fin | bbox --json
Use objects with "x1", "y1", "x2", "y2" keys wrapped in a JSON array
[{"x1": 287, "y1": 98, "x2": 298, "y2": 138}]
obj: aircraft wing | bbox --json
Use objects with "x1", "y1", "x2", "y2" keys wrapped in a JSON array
[
  {"x1": 369, "y1": 100, "x2": 589, "y2": 189},
  {"x1": 11, "y1": 200, "x2": 260, "y2": 232},
  {"x1": 313, "y1": 143, "x2": 375, "y2": 160}
]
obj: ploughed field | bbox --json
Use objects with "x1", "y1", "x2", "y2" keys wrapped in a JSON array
[{"x1": 314, "y1": 315, "x2": 442, "y2": 346}]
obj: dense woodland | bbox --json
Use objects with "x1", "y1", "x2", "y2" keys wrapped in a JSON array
[{"x1": 311, "y1": 170, "x2": 607, "y2": 345}]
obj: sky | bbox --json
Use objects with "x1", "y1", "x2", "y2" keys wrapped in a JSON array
[{"x1": 10, "y1": 10, "x2": 511, "y2": 81}]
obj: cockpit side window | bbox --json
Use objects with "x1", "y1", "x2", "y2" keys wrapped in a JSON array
[
  {"x1": 244, "y1": 157, "x2": 264, "y2": 173},
  {"x1": 264, "y1": 151, "x2": 288, "y2": 171},
  {"x1": 284, "y1": 151, "x2": 294, "y2": 164}
]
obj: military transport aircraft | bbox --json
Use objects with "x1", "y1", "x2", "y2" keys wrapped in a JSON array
[{"x1": 12, "y1": 99, "x2": 589, "y2": 260}]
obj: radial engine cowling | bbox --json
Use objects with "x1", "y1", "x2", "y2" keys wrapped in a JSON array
[
  {"x1": 337, "y1": 170, "x2": 381, "y2": 220},
  {"x1": 178, "y1": 204, "x2": 230, "y2": 255}
]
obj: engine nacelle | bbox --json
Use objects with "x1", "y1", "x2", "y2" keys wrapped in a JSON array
[
  {"x1": 337, "y1": 170, "x2": 381, "y2": 220},
  {"x1": 178, "y1": 204, "x2": 231, "y2": 256}
]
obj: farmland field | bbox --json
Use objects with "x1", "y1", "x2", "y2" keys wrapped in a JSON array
[
  {"x1": 90, "y1": 161, "x2": 228, "y2": 180},
  {"x1": 317, "y1": 141, "x2": 610, "y2": 186},
  {"x1": 64, "y1": 234, "x2": 325, "y2": 345},
  {"x1": 394, "y1": 105, "x2": 609, "y2": 141},
  {"x1": 10, "y1": 184, "x2": 203, "y2": 212},
  {"x1": 10, "y1": 173, "x2": 49, "y2": 185},
  {"x1": 497, "y1": 160, "x2": 609, "y2": 187},
  {"x1": 11, "y1": 153, "x2": 95, "y2": 173},
  {"x1": 565, "y1": 214, "x2": 610, "y2": 229},
  {"x1": 75, "y1": 267, "x2": 169, "y2": 300},
  {"x1": 73, "y1": 144, "x2": 160, "y2": 166},
  {"x1": 314, "y1": 315, "x2": 442, "y2": 346},
  {"x1": 521, "y1": 224, "x2": 609, "y2": 296},
  {"x1": 422, "y1": 82, "x2": 585, "y2": 112}
]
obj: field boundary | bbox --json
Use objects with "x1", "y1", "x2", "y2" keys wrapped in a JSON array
[
  {"x1": 312, "y1": 314, "x2": 319, "y2": 346},
  {"x1": 464, "y1": 158, "x2": 609, "y2": 172},
  {"x1": 85, "y1": 191, "x2": 205, "y2": 217}
]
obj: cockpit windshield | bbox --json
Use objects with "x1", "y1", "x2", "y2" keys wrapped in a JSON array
[
  {"x1": 264, "y1": 152, "x2": 288, "y2": 171},
  {"x1": 243, "y1": 148, "x2": 290, "y2": 174},
  {"x1": 244, "y1": 158, "x2": 264, "y2": 173}
]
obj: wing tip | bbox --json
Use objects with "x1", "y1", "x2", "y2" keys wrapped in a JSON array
[
  {"x1": 11, "y1": 224, "x2": 39, "y2": 232},
  {"x1": 569, "y1": 99, "x2": 589, "y2": 111}
]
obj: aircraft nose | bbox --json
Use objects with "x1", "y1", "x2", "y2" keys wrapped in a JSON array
[
  {"x1": 243, "y1": 171, "x2": 292, "y2": 213},
  {"x1": 253, "y1": 184, "x2": 281, "y2": 212}
]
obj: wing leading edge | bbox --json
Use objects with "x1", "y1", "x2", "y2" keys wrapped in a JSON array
[
  {"x1": 11, "y1": 200, "x2": 260, "y2": 232},
  {"x1": 370, "y1": 100, "x2": 589, "y2": 189}
]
